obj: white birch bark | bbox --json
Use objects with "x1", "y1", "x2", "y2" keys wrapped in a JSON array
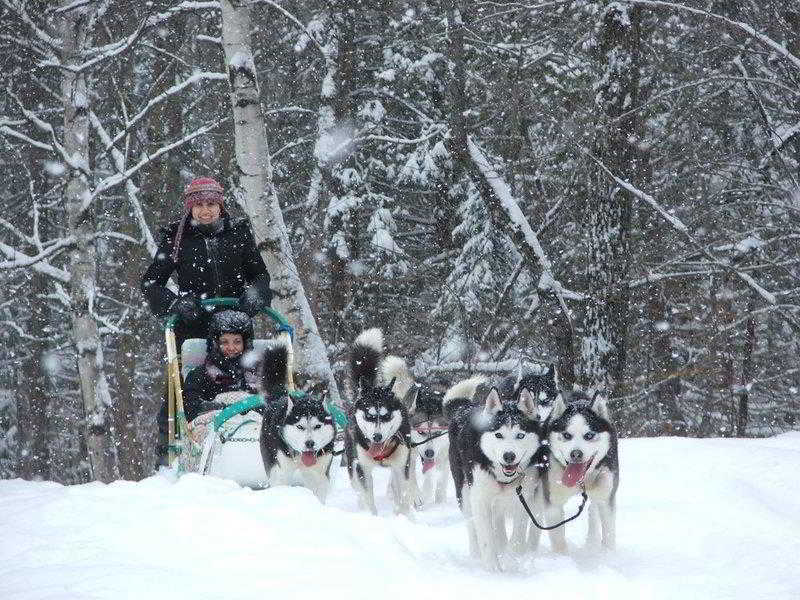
[
  {"x1": 60, "y1": 1, "x2": 119, "y2": 482},
  {"x1": 219, "y1": 0, "x2": 341, "y2": 404}
]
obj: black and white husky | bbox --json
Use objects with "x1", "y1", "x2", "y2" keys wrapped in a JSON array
[
  {"x1": 498, "y1": 363, "x2": 563, "y2": 424},
  {"x1": 382, "y1": 356, "x2": 450, "y2": 508},
  {"x1": 444, "y1": 376, "x2": 541, "y2": 570},
  {"x1": 344, "y1": 329, "x2": 416, "y2": 515},
  {"x1": 259, "y1": 339, "x2": 336, "y2": 503},
  {"x1": 532, "y1": 390, "x2": 619, "y2": 552}
]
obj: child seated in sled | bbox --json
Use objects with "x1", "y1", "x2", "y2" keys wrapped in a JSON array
[{"x1": 183, "y1": 309, "x2": 261, "y2": 423}]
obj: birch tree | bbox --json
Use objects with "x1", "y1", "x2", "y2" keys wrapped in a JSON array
[
  {"x1": 219, "y1": 0, "x2": 341, "y2": 403},
  {"x1": 59, "y1": 1, "x2": 119, "y2": 482}
]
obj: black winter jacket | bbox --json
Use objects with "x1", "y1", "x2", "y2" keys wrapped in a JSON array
[
  {"x1": 141, "y1": 214, "x2": 271, "y2": 342},
  {"x1": 182, "y1": 351, "x2": 261, "y2": 422}
]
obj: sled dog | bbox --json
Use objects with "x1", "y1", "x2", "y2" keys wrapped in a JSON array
[
  {"x1": 344, "y1": 329, "x2": 416, "y2": 515},
  {"x1": 445, "y1": 376, "x2": 541, "y2": 570},
  {"x1": 497, "y1": 363, "x2": 563, "y2": 424},
  {"x1": 259, "y1": 339, "x2": 336, "y2": 502},
  {"x1": 382, "y1": 356, "x2": 450, "y2": 507},
  {"x1": 532, "y1": 389, "x2": 619, "y2": 552}
]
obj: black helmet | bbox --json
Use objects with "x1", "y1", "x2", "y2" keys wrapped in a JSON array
[{"x1": 207, "y1": 310, "x2": 254, "y2": 354}]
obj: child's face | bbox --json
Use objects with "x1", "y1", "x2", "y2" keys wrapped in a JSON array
[{"x1": 218, "y1": 333, "x2": 244, "y2": 358}]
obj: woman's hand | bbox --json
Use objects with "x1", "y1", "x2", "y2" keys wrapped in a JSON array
[{"x1": 170, "y1": 293, "x2": 202, "y2": 322}]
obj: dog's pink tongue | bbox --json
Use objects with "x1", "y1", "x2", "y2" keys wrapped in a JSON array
[
  {"x1": 368, "y1": 443, "x2": 385, "y2": 459},
  {"x1": 301, "y1": 451, "x2": 317, "y2": 466},
  {"x1": 422, "y1": 458, "x2": 435, "y2": 473},
  {"x1": 562, "y1": 462, "x2": 589, "y2": 487}
]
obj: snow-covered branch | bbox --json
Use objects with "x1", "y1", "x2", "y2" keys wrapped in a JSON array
[
  {"x1": 584, "y1": 151, "x2": 777, "y2": 305},
  {"x1": 467, "y1": 136, "x2": 579, "y2": 323},
  {"x1": 88, "y1": 118, "x2": 228, "y2": 211},
  {"x1": 0, "y1": 241, "x2": 71, "y2": 282},
  {"x1": 628, "y1": 1, "x2": 800, "y2": 72},
  {"x1": 249, "y1": 0, "x2": 326, "y2": 56},
  {"x1": 1, "y1": 0, "x2": 62, "y2": 50},
  {"x1": 0, "y1": 123, "x2": 54, "y2": 152},
  {"x1": 89, "y1": 111, "x2": 157, "y2": 254},
  {"x1": 101, "y1": 71, "x2": 226, "y2": 153}
]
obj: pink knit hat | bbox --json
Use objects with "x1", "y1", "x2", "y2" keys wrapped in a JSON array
[
  {"x1": 183, "y1": 177, "x2": 224, "y2": 210},
  {"x1": 172, "y1": 177, "x2": 225, "y2": 262}
]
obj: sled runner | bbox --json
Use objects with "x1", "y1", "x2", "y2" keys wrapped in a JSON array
[{"x1": 164, "y1": 297, "x2": 347, "y2": 488}]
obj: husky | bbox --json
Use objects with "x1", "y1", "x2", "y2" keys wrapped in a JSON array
[
  {"x1": 259, "y1": 339, "x2": 336, "y2": 503},
  {"x1": 344, "y1": 329, "x2": 416, "y2": 515},
  {"x1": 497, "y1": 363, "x2": 563, "y2": 424},
  {"x1": 531, "y1": 389, "x2": 619, "y2": 552},
  {"x1": 444, "y1": 376, "x2": 541, "y2": 570},
  {"x1": 382, "y1": 356, "x2": 450, "y2": 508}
]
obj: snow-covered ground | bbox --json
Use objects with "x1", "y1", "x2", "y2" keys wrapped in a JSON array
[{"x1": 2, "y1": 433, "x2": 799, "y2": 600}]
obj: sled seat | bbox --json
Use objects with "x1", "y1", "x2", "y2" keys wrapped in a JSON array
[{"x1": 180, "y1": 338, "x2": 274, "y2": 380}]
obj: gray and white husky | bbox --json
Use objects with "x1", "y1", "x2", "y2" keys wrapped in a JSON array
[
  {"x1": 531, "y1": 390, "x2": 619, "y2": 552},
  {"x1": 344, "y1": 329, "x2": 416, "y2": 515},
  {"x1": 259, "y1": 339, "x2": 336, "y2": 503},
  {"x1": 444, "y1": 376, "x2": 541, "y2": 570},
  {"x1": 382, "y1": 356, "x2": 450, "y2": 508}
]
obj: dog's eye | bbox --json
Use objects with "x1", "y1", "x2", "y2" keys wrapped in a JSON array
[
  {"x1": 297, "y1": 425, "x2": 305, "y2": 431},
  {"x1": 515, "y1": 432, "x2": 525, "y2": 439},
  {"x1": 562, "y1": 432, "x2": 572, "y2": 440},
  {"x1": 584, "y1": 432, "x2": 595, "y2": 441},
  {"x1": 314, "y1": 424, "x2": 321, "y2": 430},
  {"x1": 494, "y1": 432, "x2": 503, "y2": 439}
]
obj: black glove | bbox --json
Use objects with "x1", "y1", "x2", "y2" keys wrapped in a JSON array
[
  {"x1": 170, "y1": 293, "x2": 202, "y2": 322},
  {"x1": 237, "y1": 287, "x2": 266, "y2": 317}
]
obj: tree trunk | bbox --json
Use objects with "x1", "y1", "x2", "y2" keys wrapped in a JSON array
[
  {"x1": 16, "y1": 268, "x2": 50, "y2": 480},
  {"x1": 737, "y1": 293, "x2": 756, "y2": 436},
  {"x1": 579, "y1": 2, "x2": 642, "y2": 394},
  {"x1": 219, "y1": 0, "x2": 340, "y2": 404},
  {"x1": 61, "y1": 2, "x2": 119, "y2": 482}
]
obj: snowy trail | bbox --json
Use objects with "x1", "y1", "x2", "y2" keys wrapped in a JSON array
[{"x1": 2, "y1": 434, "x2": 799, "y2": 600}]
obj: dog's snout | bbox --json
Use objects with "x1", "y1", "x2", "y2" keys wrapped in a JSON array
[
  {"x1": 372, "y1": 432, "x2": 383, "y2": 443},
  {"x1": 503, "y1": 451, "x2": 516, "y2": 464},
  {"x1": 570, "y1": 449, "x2": 583, "y2": 462},
  {"x1": 305, "y1": 440, "x2": 315, "y2": 450},
  {"x1": 424, "y1": 449, "x2": 434, "y2": 459}
]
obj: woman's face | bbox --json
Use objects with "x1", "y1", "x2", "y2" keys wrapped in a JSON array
[
  {"x1": 218, "y1": 333, "x2": 244, "y2": 358},
  {"x1": 191, "y1": 200, "x2": 222, "y2": 225}
]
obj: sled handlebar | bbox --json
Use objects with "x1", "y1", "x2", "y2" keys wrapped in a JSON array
[
  {"x1": 212, "y1": 392, "x2": 349, "y2": 431},
  {"x1": 164, "y1": 297, "x2": 292, "y2": 338}
]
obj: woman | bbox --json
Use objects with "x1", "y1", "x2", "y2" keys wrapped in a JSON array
[
  {"x1": 140, "y1": 176, "x2": 272, "y2": 347},
  {"x1": 142, "y1": 176, "x2": 271, "y2": 465}
]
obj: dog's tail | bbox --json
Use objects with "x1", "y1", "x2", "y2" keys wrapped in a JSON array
[
  {"x1": 350, "y1": 328, "x2": 384, "y2": 389},
  {"x1": 261, "y1": 338, "x2": 289, "y2": 393},
  {"x1": 442, "y1": 375, "x2": 486, "y2": 422},
  {"x1": 382, "y1": 354, "x2": 415, "y2": 404}
]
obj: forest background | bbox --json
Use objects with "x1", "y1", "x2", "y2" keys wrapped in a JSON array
[{"x1": 1, "y1": 0, "x2": 798, "y2": 483}]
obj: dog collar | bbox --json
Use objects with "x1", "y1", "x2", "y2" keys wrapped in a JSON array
[{"x1": 496, "y1": 469, "x2": 525, "y2": 487}]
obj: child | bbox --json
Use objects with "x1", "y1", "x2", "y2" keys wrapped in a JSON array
[{"x1": 182, "y1": 310, "x2": 261, "y2": 422}]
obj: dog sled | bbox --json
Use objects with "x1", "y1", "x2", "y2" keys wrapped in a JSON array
[{"x1": 164, "y1": 297, "x2": 346, "y2": 488}]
